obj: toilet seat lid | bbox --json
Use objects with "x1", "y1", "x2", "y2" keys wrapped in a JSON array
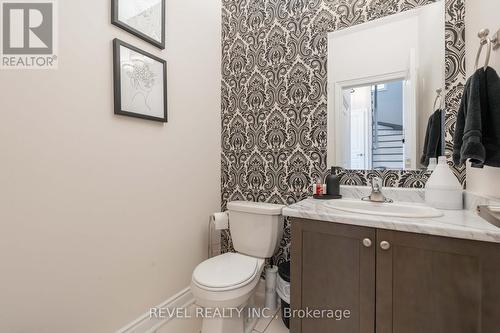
[{"x1": 193, "y1": 253, "x2": 260, "y2": 290}]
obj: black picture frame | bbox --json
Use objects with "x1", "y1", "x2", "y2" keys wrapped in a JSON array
[
  {"x1": 111, "y1": 0, "x2": 166, "y2": 50},
  {"x1": 113, "y1": 38, "x2": 168, "y2": 123}
]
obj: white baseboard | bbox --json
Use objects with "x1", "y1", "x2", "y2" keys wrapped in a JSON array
[{"x1": 115, "y1": 287, "x2": 195, "y2": 333}]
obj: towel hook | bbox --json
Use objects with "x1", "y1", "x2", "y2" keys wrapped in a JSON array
[
  {"x1": 433, "y1": 88, "x2": 444, "y2": 111},
  {"x1": 475, "y1": 29, "x2": 492, "y2": 71},
  {"x1": 475, "y1": 28, "x2": 499, "y2": 71}
]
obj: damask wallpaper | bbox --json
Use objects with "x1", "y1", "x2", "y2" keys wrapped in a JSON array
[{"x1": 221, "y1": 0, "x2": 466, "y2": 263}]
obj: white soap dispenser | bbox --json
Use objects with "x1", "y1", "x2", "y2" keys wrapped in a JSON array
[{"x1": 425, "y1": 156, "x2": 463, "y2": 210}]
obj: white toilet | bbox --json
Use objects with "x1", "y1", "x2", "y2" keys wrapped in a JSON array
[{"x1": 191, "y1": 201, "x2": 285, "y2": 333}]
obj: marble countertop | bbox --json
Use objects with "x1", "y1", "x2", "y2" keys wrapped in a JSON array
[{"x1": 283, "y1": 197, "x2": 500, "y2": 244}]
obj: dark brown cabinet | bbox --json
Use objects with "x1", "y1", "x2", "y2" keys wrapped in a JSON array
[
  {"x1": 290, "y1": 218, "x2": 500, "y2": 333},
  {"x1": 290, "y1": 219, "x2": 375, "y2": 333}
]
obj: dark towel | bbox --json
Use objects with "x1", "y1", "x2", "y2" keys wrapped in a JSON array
[
  {"x1": 421, "y1": 109, "x2": 442, "y2": 166},
  {"x1": 453, "y1": 67, "x2": 500, "y2": 168},
  {"x1": 481, "y1": 67, "x2": 500, "y2": 167}
]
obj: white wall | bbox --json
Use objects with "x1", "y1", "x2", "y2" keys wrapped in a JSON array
[
  {"x1": 465, "y1": 0, "x2": 500, "y2": 198},
  {"x1": 0, "y1": 1, "x2": 221, "y2": 332},
  {"x1": 329, "y1": 15, "x2": 418, "y2": 83}
]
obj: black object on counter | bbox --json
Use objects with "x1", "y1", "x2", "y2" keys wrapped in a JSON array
[{"x1": 326, "y1": 167, "x2": 341, "y2": 196}]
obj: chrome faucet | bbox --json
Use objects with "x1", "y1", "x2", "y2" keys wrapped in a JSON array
[{"x1": 362, "y1": 177, "x2": 393, "y2": 203}]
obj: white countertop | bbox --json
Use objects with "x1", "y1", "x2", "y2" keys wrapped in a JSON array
[{"x1": 283, "y1": 198, "x2": 500, "y2": 244}]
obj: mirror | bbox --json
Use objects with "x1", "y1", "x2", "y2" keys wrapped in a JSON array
[{"x1": 327, "y1": 1, "x2": 445, "y2": 171}]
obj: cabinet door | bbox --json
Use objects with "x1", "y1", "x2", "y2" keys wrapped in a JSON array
[
  {"x1": 376, "y1": 230, "x2": 500, "y2": 333},
  {"x1": 290, "y1": 218, "x2": 376, "y2": 333}
]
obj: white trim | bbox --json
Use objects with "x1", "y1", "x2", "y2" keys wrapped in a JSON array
[
  {"x1": 404, "y1": 49, "x2": 418, "y2": 169},
  {"x1": 115, "y1": 287, "x2": 195, "y2": 333}
]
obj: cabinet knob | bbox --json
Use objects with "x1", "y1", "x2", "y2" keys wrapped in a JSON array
[
  {"x1": 362, "y1": 238, "x2": 372, "y2": 248},
  {"x1": 380, "y1": 241, "x2": 391, "y2": 250}
]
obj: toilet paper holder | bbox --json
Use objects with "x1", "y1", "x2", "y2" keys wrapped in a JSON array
[{"x1": 208, "y1": 212, "x2": 229, "y2": 258}]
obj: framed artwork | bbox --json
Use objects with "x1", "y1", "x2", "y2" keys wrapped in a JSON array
[
  {"x1": 113, "y1": 39, "x2": 167, "y2": 122},
  {"x1": 111, "y1": 0, "x2": 166, "y2": 49}
]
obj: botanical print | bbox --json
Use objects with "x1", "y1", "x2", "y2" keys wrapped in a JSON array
[
  {"x1": 120, "y1": 46, "x2": 164, "y2": 118},
  {"x1": 221, "y1": 0, "x2": 466, "y2": 264},
  {"x1": 118, "y1": 0, "x2": 163, "y2": 43}
]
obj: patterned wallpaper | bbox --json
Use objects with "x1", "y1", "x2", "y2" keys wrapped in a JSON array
[{"x1": 221, "y1": 0, "x2": 466, "y2": 263}]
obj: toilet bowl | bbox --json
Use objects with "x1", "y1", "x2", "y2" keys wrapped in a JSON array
[
  {"x1": 191, "y1": 201, "x2": 285, "y2": 333},
  {"x1": 191, "y1": 253, "x2": 265, "y2": 309}
]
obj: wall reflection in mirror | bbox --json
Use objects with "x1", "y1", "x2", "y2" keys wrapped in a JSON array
[{"x1": 327, "y1": 1, "x2": 445, "y2": 171}]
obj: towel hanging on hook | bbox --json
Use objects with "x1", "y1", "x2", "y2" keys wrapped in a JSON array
[{"x1": 454, "y1": 28, "x2": 500, "y2": 168}]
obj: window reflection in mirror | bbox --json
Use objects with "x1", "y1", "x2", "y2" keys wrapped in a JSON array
[{"x1": 344, "y1": 80, "x2": 405, "y2": 170}]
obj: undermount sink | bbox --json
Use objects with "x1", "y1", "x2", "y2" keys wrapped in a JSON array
[{"x1": 325, "y1": 199, "x2": 444, "y2": 218}]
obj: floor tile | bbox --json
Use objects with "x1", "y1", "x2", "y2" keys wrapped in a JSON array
[
  {"x1": 253, "y1": 306, "x2": 280, "y2": 332},
  {"x1": 261, "y1": 311, "x2": 288, "y2": 333},
  {"x1": 252, "y1": 280, "x2": 282, "y2": 332}
]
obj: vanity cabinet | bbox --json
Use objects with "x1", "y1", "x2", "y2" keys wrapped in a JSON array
[
  {"x1": 290, "y1": 218, "x2": 500, "y2": 333},
  {"x1": 290, "y1": 219, "x2": 376, "y2": 333}
]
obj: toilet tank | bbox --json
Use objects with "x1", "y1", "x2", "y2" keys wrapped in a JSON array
[{"x1": 227, "y1": 201, "x2": 285, "y2": 259}]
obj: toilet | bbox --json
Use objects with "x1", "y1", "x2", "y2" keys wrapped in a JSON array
[{"x1": 191, "y1": 201, "x2": 285, "y2": 333}]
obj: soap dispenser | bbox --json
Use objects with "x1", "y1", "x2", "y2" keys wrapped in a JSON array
[
  {"x1": 425, "y1": 156, "x2": 463, "y2": 210},
  {"x1": 326, "y1": 167, "x2": 341, "y2": 197}
]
